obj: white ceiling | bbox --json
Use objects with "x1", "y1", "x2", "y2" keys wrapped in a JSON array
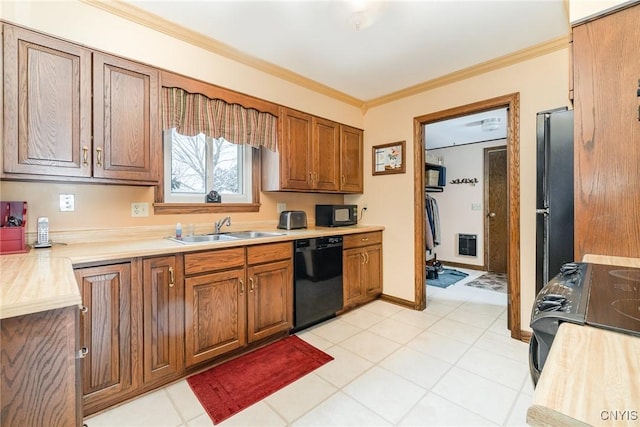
[
  {"x1": 125, "y1": 0, "x2": 569, "y2": 102},
  {"x1": 425, "y1": 107, "x2": 508, "y2": 149}
]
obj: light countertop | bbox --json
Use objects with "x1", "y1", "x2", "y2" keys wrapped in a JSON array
[
  {"x1": 0, "y1": 225, "x2": 383, "y2": 319},
  {"x1": 527, "y1": 254, "x2": 640, "y2": 426},
  {"x1": 527, "y1": 323, "x2": 640, "y2": 426}
]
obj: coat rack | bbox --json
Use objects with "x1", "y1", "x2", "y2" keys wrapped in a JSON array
[{"x1": 449, "y1": 178, "x2": 478, "y2": 185}]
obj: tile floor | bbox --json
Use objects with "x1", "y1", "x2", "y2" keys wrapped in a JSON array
[{"x1": 86, "y1": 269, "x2": 533, "y2": 426}]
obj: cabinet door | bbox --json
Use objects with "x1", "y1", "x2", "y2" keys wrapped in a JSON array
[
  {"x1": 363, "y1": 244, "x2": 383, "y2": 297},
  {"x1": 340, "y1": 125, "x2": 364, "y2": 193},
  {"x1": 75, "y1": 263, "x2": 138, "y2": 411},
  {"x1": 142, "y1": 256, "x2": 183, "y2": 385},
  {"x1": 3, "y1": 25, "x2": 92, "y2": 177},
  {"x1": 92, "y1": 52, "x2": 159, "y2": 182},
  {"x1": 343, "y1": 248, "x2": 364, "y2": 306},
  {"x1": 281, "y1": 109, "x2": 313, "y2": 190},
  {"x1": 313, "y1": 117, "x2": 340, "y2": 191},
  {"x1": 573, "y1": 5, "x2": 640, "y2": 259},
  {"x1": 247, "y1": 259, "x2": 292, "y2": 343},
  {"x1": 185, "y1": 269, "x2": 246, "y2": 367},
  {"x1": 1, "y1": 306, "x2": 82, "y2": 427}
]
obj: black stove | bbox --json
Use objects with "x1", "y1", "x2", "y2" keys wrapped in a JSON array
[
  {"x1": 586, "y1": 265, "x2": 640, "y2": 335},
  {"x1": 529, "y1": 262, "x2": 640, "y2": 386}
]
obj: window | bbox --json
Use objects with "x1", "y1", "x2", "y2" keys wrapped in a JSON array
[{"x1": 163, "y1": 129, "x2": 253, "y2": 204}]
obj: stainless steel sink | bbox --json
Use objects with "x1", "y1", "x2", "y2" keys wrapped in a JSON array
[
  {"x1": 223, "y1": 231, "x2": 284, "y2": 239},
  {"x1": 167, "y1": 231, "x2": 284, "y2": 244},
  {"x1": 167, "y1": 234, "x2": 240, "y2": 244}
]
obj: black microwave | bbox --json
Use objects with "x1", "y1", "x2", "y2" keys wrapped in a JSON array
[{"x1": 315, "y1": 205, "x2": 358, "y2": 227}]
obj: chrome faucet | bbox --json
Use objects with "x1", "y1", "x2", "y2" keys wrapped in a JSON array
[{"x1": 214, "y1": 216, "x2": 231, "y2": 234}]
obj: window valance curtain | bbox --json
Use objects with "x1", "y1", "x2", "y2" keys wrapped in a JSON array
[{"x1": 162, "y1": 87, "x2": 278, "y2": 152}]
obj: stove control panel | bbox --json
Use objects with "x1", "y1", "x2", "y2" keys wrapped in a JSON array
[{"x1": 533, "y1": 262, "x2": 589, "y2": 316}]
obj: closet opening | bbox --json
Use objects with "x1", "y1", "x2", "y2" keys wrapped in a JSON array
[{"x1": 412, "y1": 93, "x2": 523, "y2": 340}]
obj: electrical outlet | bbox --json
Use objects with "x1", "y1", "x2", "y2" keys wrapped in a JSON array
[
  {"x1": 59, "y1": 194, "x2": 75, "y2": 212},
  {"x1": 363, "y1": 203, "x2": 368, "y2": 210},
  {"x1": 276, "y1": 202, "x2": 286, "y2": 214},
  {"x1": 131, "y1": 202, "x2": 149, "y2": 217}
]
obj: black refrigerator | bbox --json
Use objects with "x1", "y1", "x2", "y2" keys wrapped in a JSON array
[{"x1": 535, "y1": 107, "x2": 574, "y2": 293}]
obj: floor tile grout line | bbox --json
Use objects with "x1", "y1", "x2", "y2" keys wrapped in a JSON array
[{"x1": 162, "y1": 387, "x2": 190, "y2": 426}]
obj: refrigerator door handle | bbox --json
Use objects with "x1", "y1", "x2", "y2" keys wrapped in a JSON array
[{"x1": 536, "y1": 208, "x2": 550, "y2": 215}]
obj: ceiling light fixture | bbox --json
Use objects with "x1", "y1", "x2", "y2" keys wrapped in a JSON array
[
  {"x1": 345, "y1": 0, "x2": 386, "y2": 31},
  {"x1": 481, "y1": 118, "x2": 501, "y2": 131}
]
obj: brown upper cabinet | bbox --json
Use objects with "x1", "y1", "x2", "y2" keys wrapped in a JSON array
[
  {"x1": 262, "y1": 107, "x2": 364, "y2": 193},
  {"x1": 92, "y1": 53, "x2": 159, "y2": 182},
  {"x1": 572, "y1": 4, "x2": 640, "y2": 259},
  {"x1": 340, "y1": 124, "x2": 364, "y2": 193},
  {"x1": 2, "y1": 24, "x2": 159, "y2": 184}
]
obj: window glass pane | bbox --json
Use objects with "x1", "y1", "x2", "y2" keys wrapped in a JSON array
[
  {"x1": 211, "y1": 138, "x2": 240, "y2": 195},
  {"x1": 170, "y1": 129, "x2": 206, "y2": 194}
]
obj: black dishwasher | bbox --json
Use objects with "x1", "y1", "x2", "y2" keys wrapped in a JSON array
[{"x1": 292, "y1": 236, "x2": 343, "y2": 332}]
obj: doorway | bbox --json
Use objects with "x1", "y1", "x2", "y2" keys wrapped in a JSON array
[{"x1": 413, "y1": 93, "x2": 522, "y2": 340}]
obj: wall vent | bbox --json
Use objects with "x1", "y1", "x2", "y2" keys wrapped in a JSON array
[{"x1": 458, "y1": 234, "x2": 477, "y2": 257}]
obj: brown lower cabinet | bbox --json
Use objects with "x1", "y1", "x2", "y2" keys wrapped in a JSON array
[
  {"x1": 70, "y1": 237, "x2": 369, "y2": 417},
  {"x1": 1, "y1": 306, "x2": 82, "y2": 427},
  {"x1": 142, "y1": 255, "x2": 184, "y2": 386},
  {"x1": 75, "y1": 262, "x2": 141, "y2": 415},
  {"x1": 343, "y1": 232, "x2": 383, "y2": 309},
  {"x1": 185, "y1": 242, "x2": 293, "y2": 368}
]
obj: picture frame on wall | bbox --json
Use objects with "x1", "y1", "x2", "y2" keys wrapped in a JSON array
[{"x1": 372, "y1": 141, "x2": 406, "y2": 175}]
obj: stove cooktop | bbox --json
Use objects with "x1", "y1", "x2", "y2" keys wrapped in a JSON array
[{"x1": 585, "y1": 264, "x2": 640, "y2": 337}]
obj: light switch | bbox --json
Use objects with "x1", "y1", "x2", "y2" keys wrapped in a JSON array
[{"x1": 471, "y1": 203, "x2": 482, "y2": 211}]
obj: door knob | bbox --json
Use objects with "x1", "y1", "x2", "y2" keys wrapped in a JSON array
[{"x1": 488, "y1": 212, "x2": 496, "y2": 218}]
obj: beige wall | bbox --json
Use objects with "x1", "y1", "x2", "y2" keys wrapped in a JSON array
[
  {"x1": 348, "y1": 48, "x2": 571, "y2": 330},
  {"x1": 428, "y1": 140, "x2": 507, "y2": 266},
  {"x1": 0, "y1": 1, "x2": 352, "y2": 234},
  {"x1": 569, "y1": 0, "x2": 629, "y2": 22}
]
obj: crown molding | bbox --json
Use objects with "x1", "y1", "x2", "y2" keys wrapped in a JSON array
[
  {"x1": 364, "y1": 35, "x2": 569, "y2": 109},
  {"x1": 79, "y1": 0, "x2": 365, "y2": 109},
  {"x1": 81, "y1": 0, "x2": 568, "y2": 112}
]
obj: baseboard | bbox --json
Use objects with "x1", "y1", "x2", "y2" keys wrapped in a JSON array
[
  {"x1": 379, "y1": 294, "x2": 418, "y2": 310},
  {"x1": 439, "y1": 260, "x2": 486, "y2": 271},
  {"x1": 519, "y1": 330, "x2": 532, "y2": 343}
]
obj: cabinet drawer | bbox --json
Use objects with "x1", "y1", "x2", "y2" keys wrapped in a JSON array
[
  {"x1": 184, "y1": 247, "x2": 245, "y2": 275},
  {"x1": 343, "y1": 232, "x2": 382, "y2": 249},
  {"x1": 247, "y1": 242, "x2": 292, "y2": 265}
]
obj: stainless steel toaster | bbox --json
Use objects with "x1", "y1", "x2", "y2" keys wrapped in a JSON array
[{"x1": 277, "y1": 211, "x2": 307, "y2": 230}]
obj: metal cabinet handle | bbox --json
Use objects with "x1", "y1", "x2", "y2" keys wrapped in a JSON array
[
  {"x1": 82, "y1": 146, "x2": 89, "y2": 167},
  {"x1": 96, "y1": 147, "x2": 103, "y2": 167},
  {"x1": 361, "y1": 253, "x2": 366, "y2": 264},
  {"x1": 249, "y1": 277, "x2": 255, "y2": 292},
  {"x1": 309, "y1": 172, "x2": 313, "y2": 182},
  {"x1": 77, "y1": 347, "x2": 89, "y2": 359},
  {"x1": 361, "y1": 237, "x2": 369, "y2": 242},
  {"x1": 342, "y1": 175, "x2": 346, "y2": 184},
  {"x1": 168, "y1": 266, "x2": 175, "y2": 288},
  {"x1": 239, "y1": 278, "x2": 244, "y2": 294}
]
